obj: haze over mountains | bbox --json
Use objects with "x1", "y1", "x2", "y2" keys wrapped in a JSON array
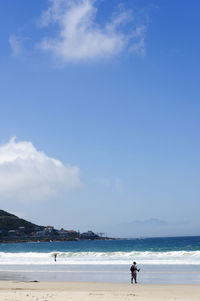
[{"x1": 104, "y1": 218, "x2": 197, "y2": 238}]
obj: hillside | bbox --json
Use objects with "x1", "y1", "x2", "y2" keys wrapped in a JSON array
[
  {"x1": 0, "y1": 210, "x2": 44, "y2": 234},
  {"x1": 0, "y1": 210, "x2": 106, "y2": 243}
]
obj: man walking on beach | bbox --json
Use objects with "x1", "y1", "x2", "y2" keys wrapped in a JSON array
[{"x1": 130, "y1": 261, "x2": 140, "y2": 284}]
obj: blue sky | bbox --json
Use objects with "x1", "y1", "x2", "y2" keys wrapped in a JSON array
[{"x1": 0, "y1": 0, "x2": 200, "y2": 237}]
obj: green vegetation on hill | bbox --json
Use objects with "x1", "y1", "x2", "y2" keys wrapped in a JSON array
[
  {"x1": 0, "y1": 210, "x2": 44, "y2": 234},
  {"x1": 0, "y1": 210, "x2": 107, "y2": 243}
]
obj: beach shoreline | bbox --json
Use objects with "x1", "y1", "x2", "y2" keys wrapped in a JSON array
[
  {"x1": 0, "y1": 281, "x2": 199, "y2": 301},
  {"x1": 1, "y1": 263, "x2": 200, "y2": 284}
]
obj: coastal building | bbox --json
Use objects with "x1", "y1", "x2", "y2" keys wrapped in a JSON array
[
  {"x1": 45, "y1": 226, "x2": 54, "y2": 234},
  {"x1": 18, "y1": 227, "x2": 25, "y2": 234},
  {"x1": 58, "y1": 229, "x2": 79, "y2": 238},
  {"x1": 8, "y1": 230, "x2": 16, "y2": 237},
  {"x1": 81, "y1": 231, "x2": 98, "y2": 239}
]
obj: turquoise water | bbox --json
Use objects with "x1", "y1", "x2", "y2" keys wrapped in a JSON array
[
  {"x1": 1, "y1": 236, "x2": 200, "y2": 265},
  {"x1": 0, "y1": 236, "x2": 200, "y2": 283},
  {"x1": 1, "y1": 236, "x2": 200, "y2": 253}
]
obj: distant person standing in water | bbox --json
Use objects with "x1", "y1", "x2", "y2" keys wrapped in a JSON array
[
  {"x1": 54, "y1": 253, "x2": 57, "y2": 262},
  {"x1": 130, "y1": 261, "x2": 140, "y2": 284}
]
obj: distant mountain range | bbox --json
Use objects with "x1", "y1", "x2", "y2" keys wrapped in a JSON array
[
  {"x1": 0, "y1": 210, "x2": 44, "y2": 234},
  {"x1": 104, "y1": 218, "x2": 192, "y2": 238}
]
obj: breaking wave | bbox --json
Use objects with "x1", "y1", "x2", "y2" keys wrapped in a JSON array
[{"x1": 0, "y1": 250, "x2": 200, "y2": 265}]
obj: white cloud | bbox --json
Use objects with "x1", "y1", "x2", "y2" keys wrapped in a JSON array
[
  {"x1": 9, "y1": 35, "x2": 22, "y2": 57},
  {"x1": 0, "y1": 137, "x2": 81, "y2": 203},
  {"x1": 38, "y1": 0, "x2": 146, "y2": 62}
]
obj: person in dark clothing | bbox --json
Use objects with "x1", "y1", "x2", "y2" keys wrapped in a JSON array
[{"x1": 130, "y1": 261, "x2": 140, "y2": 284}]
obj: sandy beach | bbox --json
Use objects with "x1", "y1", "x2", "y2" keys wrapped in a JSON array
[{"x1": 0, "y1": 281, "x2": 199, "y2": 301}]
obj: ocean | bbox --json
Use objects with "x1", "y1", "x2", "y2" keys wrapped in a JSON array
[{"x1": 0, "y1": 236, "x2": 200, "y2": 284}]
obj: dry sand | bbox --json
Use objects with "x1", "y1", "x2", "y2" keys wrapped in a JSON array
[{"x1": 0, "y1": 281, "x2": 199, "y2": 301}]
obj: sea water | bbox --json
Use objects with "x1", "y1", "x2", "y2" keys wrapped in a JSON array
[{"x1": 0, "y1": 236, "x2": 200, "y2": 283}]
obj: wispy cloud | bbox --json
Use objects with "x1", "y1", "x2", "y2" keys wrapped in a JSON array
[
  {"x1": 93, "y1": 177, "x2": 111, "y2": 188},
  {"x1": 0, "y1": 137, "x2": 82, "y2": 203},
  {"x1": 38, "y1": 0, "x2": 146, "y2": 63},
  {"x1": 93, "y1": 177, "x2": 124, "y2": 193},
  {"x1": 9, "y1": 35, "x2": 22, "y2": 57}
]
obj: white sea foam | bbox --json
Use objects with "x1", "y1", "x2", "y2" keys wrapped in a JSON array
[{"x1": 0, "y1": 251, "x2": 200, "y2": 265}]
